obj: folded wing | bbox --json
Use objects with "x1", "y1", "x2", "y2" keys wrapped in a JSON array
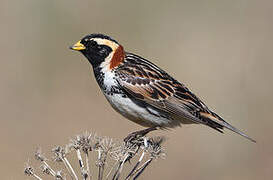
[{"x1": 115, "y1": 53, "x2": 256, "y2": 142}]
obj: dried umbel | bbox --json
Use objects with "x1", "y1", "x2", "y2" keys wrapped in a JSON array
[{"x1": 24, "y1": 132, "x2": 166, "y2": 180}]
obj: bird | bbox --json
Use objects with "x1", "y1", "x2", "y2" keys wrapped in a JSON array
[{"x1": 70, "y1": 33, "x2": 255, "y2": 143}]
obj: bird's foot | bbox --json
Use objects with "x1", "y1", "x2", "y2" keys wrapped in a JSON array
[{"x1": 124, "y1": 127, "x2": 158, "y2": 142}]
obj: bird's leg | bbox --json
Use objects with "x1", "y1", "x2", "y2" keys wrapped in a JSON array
[{"x1": 124, "y1": 127, "x2": 158, "y2": 142}]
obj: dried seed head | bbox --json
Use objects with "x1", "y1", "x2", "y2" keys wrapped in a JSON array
[
  {"x1": 109, "y1": 144, "x2": 126, "y2": 162},
  {"x1": 24, "y1": 165, "x2": 34, "y2": 176},
  {"x1": 147, "y1": 136, "x2": 166, "y2": 159},
  {"x1": 52, "y1": 146, "x2": 67, "y2": 162},
  {"x1": 92, "y1": 133, "x2": 103, "y2": 150},
  {"x1": 24, "y1": 131, "x2": 166, "y2": 180},
  {"x1": 79, "y1": 132, "x2": 93, "y2": 153},
  {"x1": 110, "y1": 137, "x2": 143, "y2": 162},
  {"x1": 99, "y1": 137, "x2": 116, "y2": 153},
  {"x1": 35, "y1": 147, "x2": 46, "y2": 162},
  {"x1": 68, "y1": 137, "x2": 80, "y2": 150},
  {"x1": 55, "y1": 170, "x2": 65, "y2": 180},
  {"x1": 82, "y1": 169, "x2": 88, "y2": 179},
  {"x1": 40, "y1": 164, "x2": 51, "y2": 175}
]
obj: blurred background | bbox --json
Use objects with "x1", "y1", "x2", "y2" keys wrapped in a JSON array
[{"x1": 1, "y1": 0, "x2": 273, "y2": 179}]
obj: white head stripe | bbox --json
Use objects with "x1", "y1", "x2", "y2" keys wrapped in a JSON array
[{"x1": 91, "y1": 38, "x2": 119, "y2": 51}]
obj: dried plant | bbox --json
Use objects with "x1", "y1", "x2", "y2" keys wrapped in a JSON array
[{"x1": 24, "y1": 132, "x2": 166, "y2": 180}]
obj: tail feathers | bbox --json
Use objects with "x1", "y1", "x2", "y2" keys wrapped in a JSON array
[
  {"x1": 201, "y1": 112, "x2": 256, "y2": 143},
  {"x1": 220, "y1": 120, "x2": 256, "y2": 143},
  {"x1": 206, "y1": 119, "x2": 224, "y2": 134}
]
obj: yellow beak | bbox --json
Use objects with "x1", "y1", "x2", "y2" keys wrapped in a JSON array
[{"x1": 70, "y1": 40, "x2": 86, "y2": 51}]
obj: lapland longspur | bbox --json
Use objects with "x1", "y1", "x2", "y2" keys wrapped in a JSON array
[{"x1": 70, "y1": 33, "x2": 255, "y2": 142}]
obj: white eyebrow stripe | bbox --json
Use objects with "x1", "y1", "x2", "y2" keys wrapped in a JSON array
[{"x1": 91, "y1": 38, "x2": 119, "y2": 51}]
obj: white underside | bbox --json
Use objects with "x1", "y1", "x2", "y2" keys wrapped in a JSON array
[
  {"x1": 104, "y1": 93, "x2": 172, "y2": 127},
  {"x1": 99, "y1": 60, "x2": 175, "y2": 127}
]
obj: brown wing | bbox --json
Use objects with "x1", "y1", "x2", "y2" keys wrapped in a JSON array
[
  {"x1": 115, "y1": 53, "x2": 256, "y2": 142},
  {"x1": 117, "y1": 70, "x2": 210, "y2": 123},
  {"x1": 117, "y1": 53, "x2": 214, "y2": 125}
]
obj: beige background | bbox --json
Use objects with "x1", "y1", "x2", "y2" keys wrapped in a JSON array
[{"x1": 1, "y1": 0, "x2": 273, "y2": 179}]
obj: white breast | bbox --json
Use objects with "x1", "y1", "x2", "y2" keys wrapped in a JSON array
[{"x1": 98, "y1": 66, "x2": 172, "y2": 127}]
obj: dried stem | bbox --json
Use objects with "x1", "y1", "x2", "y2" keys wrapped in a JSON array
[
  {"x1": 63, "y1": 157, "x2": 78, "y2": 180},
  {"x1": 125, "y1": 149, "x2": 145, "y2": 180},
  {"x1": 85, "y1": 152, "x2": 91, "y2": 180},
  {"x1": 24, "y1": 131, "x2": 166, "y2": 180},
  {"x1": 33, "y1": 174, "x2": 43, "y2": 180},
  {"x1": 42, "y1": 161, "x2": 56, "y2": 176},
  {"x1": 97, "y1": 149, "x2": 103, "y2": 180},
  {"x1": 52, "y1": 146, "x2": 78, "y2": 180},
  {"x1": 113, "y1": 154, "x2": 129, "y2": 180},
  {"x1": 35, "y1": 148, "x2": 57, "y2": 177},
  {"x1": 76, "y1": 149, "x2": 88, "y2": 179},
  {"x1": 105, "y1": 161, "x2": 118, "y2": 179},
  {"x1": 133, "y1": 158, "x2": 153, "y2": 180}
]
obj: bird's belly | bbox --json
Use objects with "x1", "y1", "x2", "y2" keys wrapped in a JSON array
[{"x1": 104, "y1": 93, "x2": 172, "y2": 127}]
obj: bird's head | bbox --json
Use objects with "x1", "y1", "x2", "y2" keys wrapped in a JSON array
[{"x1": 70, "y1": 34, "x2": 125, "y2": 69}]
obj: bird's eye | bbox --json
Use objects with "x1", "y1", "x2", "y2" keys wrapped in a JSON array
[
  {"x1": 99, "y1": 48, "x2": 107, "y2": 54},
  {"x1": 97, "y1": 45, "x2": 112, "y2": 57}
]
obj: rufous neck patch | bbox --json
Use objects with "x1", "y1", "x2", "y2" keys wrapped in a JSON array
[{"x1": 110, "y1": 45, "x2": 125, "y2": 69}]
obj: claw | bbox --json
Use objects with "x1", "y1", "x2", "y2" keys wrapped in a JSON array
[{"x1": 124, "y1": 127, "x2": 158, "y2": 142}]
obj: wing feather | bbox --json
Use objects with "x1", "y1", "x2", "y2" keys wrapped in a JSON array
[
  {"x1": 115, "y1": 53, "x2": 256, "y2": 142},
  {"x1": 117, "y1": 54, "x2": 209, "y2": 124}
]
